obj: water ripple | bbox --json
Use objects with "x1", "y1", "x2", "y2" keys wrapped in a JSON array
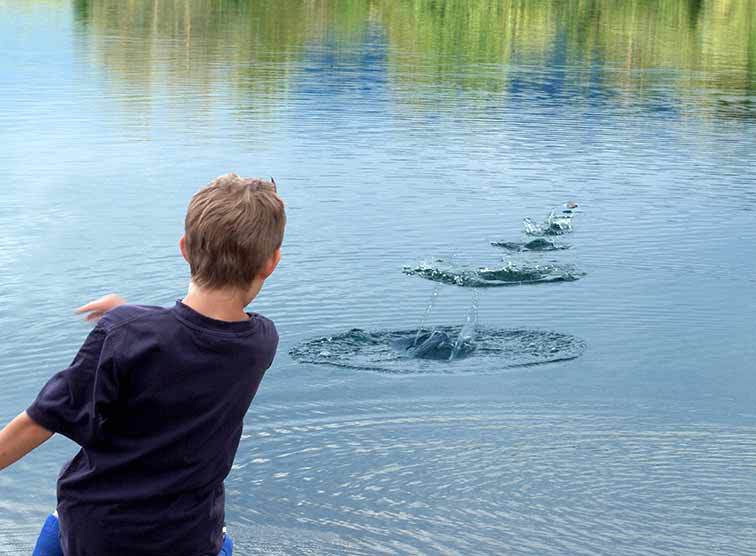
[
  {"x1": 289, "y1": 326, "x2": 586, "y2": 373},
  {"x1": 219, "y1": 399, "x2": 756, "y2": 555}
]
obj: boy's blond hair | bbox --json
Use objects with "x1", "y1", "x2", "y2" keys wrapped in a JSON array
[{"x1": 185, "y1": 173, "x2": 285, "y2": 290}]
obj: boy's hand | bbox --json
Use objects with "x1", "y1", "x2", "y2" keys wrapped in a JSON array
[{"x1": 76, "y1": 294, "x2": 127, "y2": 322}]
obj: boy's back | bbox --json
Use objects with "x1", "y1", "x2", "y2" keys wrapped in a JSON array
[
  {"x1": 28, "y1": 301, "x2": 278, "y2": 555},
  {"x1": 0, "y1": 173, "x2": 285, "y2": 554}
]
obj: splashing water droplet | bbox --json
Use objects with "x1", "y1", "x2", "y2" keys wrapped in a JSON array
[
  {"x1": 415, "y1": 284, "x2": 442, "y2": 347},
  {"x1": 450, "y1": 290, "x2": 480, "y2": 360}
]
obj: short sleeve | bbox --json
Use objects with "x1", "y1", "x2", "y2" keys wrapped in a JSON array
[
  {"x1": 27, "y1": 322, "x2": 120, "y2": 448},
  {"x1": 260, "y1": 317, "x2": 279, "y2": 370}
]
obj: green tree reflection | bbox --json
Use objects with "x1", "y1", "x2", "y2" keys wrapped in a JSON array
[{"x1": 72, "y1": 0, "x2": 755, "y2": 118}]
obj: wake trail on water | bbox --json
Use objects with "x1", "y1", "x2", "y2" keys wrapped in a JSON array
[{"x1": 293, "y1": 202, "x2": 586, "y2": 374}]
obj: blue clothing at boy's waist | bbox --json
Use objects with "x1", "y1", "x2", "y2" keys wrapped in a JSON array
[{"x1": 33, "y1": 513, "x2": 234, "y2": 556}]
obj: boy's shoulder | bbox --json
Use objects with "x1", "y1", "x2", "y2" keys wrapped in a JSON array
[
  {"x1": 98, "y1": 303, "x2": 278, "y2": 340},
  {"x1": 97, "y1": 304, "x2": 166, "y2": 333}
]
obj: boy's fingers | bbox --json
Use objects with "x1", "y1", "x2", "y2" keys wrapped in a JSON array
[
  {"x1": 84, "y1": 312, "x2": 104, "y2": 322},
  {"x1": 76, "y1": 303, "x2": 108, "y2": 315},
  {"x1": 75, "y1": 302, "x2": 99, "y2": 314}
]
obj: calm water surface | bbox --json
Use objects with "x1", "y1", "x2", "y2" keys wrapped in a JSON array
[{"x1": 1, "y1": 1, "x2": 755, "y2": 554}]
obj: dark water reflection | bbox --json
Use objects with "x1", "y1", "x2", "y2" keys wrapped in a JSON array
[{"x1": 1, "y1": 1, "x2": 755, "y2": 554}]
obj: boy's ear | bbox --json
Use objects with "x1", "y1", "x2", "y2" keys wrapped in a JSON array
[
  {"x1": 179, "y1": 235, "x2": 190, "y2": 264},
  {"x1": 260, "y1": 248, "x2": 281, "y2": 280}
]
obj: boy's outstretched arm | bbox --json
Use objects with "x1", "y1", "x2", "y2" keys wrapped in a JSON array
[{"x1": 0, "y1": 411, "x2": 53, "y2": 471}]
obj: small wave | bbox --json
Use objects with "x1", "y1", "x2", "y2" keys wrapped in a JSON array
[
  {"x1": 289, "y1": 326, "x2": 586, "y2": 374},
  {"x1": 491, "y1": 238, "x2": 570, "y2": 251},
  {"x1": 403, "y1": 261, "x2": 584, "y2": 287}
]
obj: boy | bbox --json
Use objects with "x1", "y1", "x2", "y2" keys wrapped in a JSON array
[{"x1": 0, "y1": 173, "x2": 285, "y2": 555}]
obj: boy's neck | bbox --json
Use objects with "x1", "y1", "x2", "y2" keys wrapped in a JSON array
[{"x1": 182, "y1": 281, "x2": 262, "y2": 322}]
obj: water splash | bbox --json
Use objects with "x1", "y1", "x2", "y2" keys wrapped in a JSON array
[
  {"x1": 523, "y1": 213, "x2": 572, "y2": 236},
  {"x1": 403, "y1": 260, "x2": 584, "y2": 287},
  {"x1": 523, "y1": 203, "x2": 579, "y2": 236},
  {"x1": 290, "y1": 326, "x2": 586, "y2": 374}
]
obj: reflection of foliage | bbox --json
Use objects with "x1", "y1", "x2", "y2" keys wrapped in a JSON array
[
  {"x1": 377, "y1": 0, "x2": 755, "y2": 100},
  {"x1": 73, "y1": 0, "x2": 755, "y2": 116},
  {"x1": 72, "y1": 0, "x2": 371, "y2": 105},
  {"x1": 376, "y1": 0, "x2": 534, "y2": 92},
  {"x1": 577, "y1": 0, "x2": 754, "y2": 92}
]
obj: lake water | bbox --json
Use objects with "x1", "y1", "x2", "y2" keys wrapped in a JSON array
[{"x1": 1, "y1": 0, "x2": 755, "y2": 554}]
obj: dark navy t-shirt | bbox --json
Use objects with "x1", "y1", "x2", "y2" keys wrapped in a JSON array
[{"x1": 27, "y1": 301, "x2": 278, "y2": 556}]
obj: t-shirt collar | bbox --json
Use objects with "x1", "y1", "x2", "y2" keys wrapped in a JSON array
[{"x1": 172, "y1": 300, "x2": 258, "y2": 334}]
